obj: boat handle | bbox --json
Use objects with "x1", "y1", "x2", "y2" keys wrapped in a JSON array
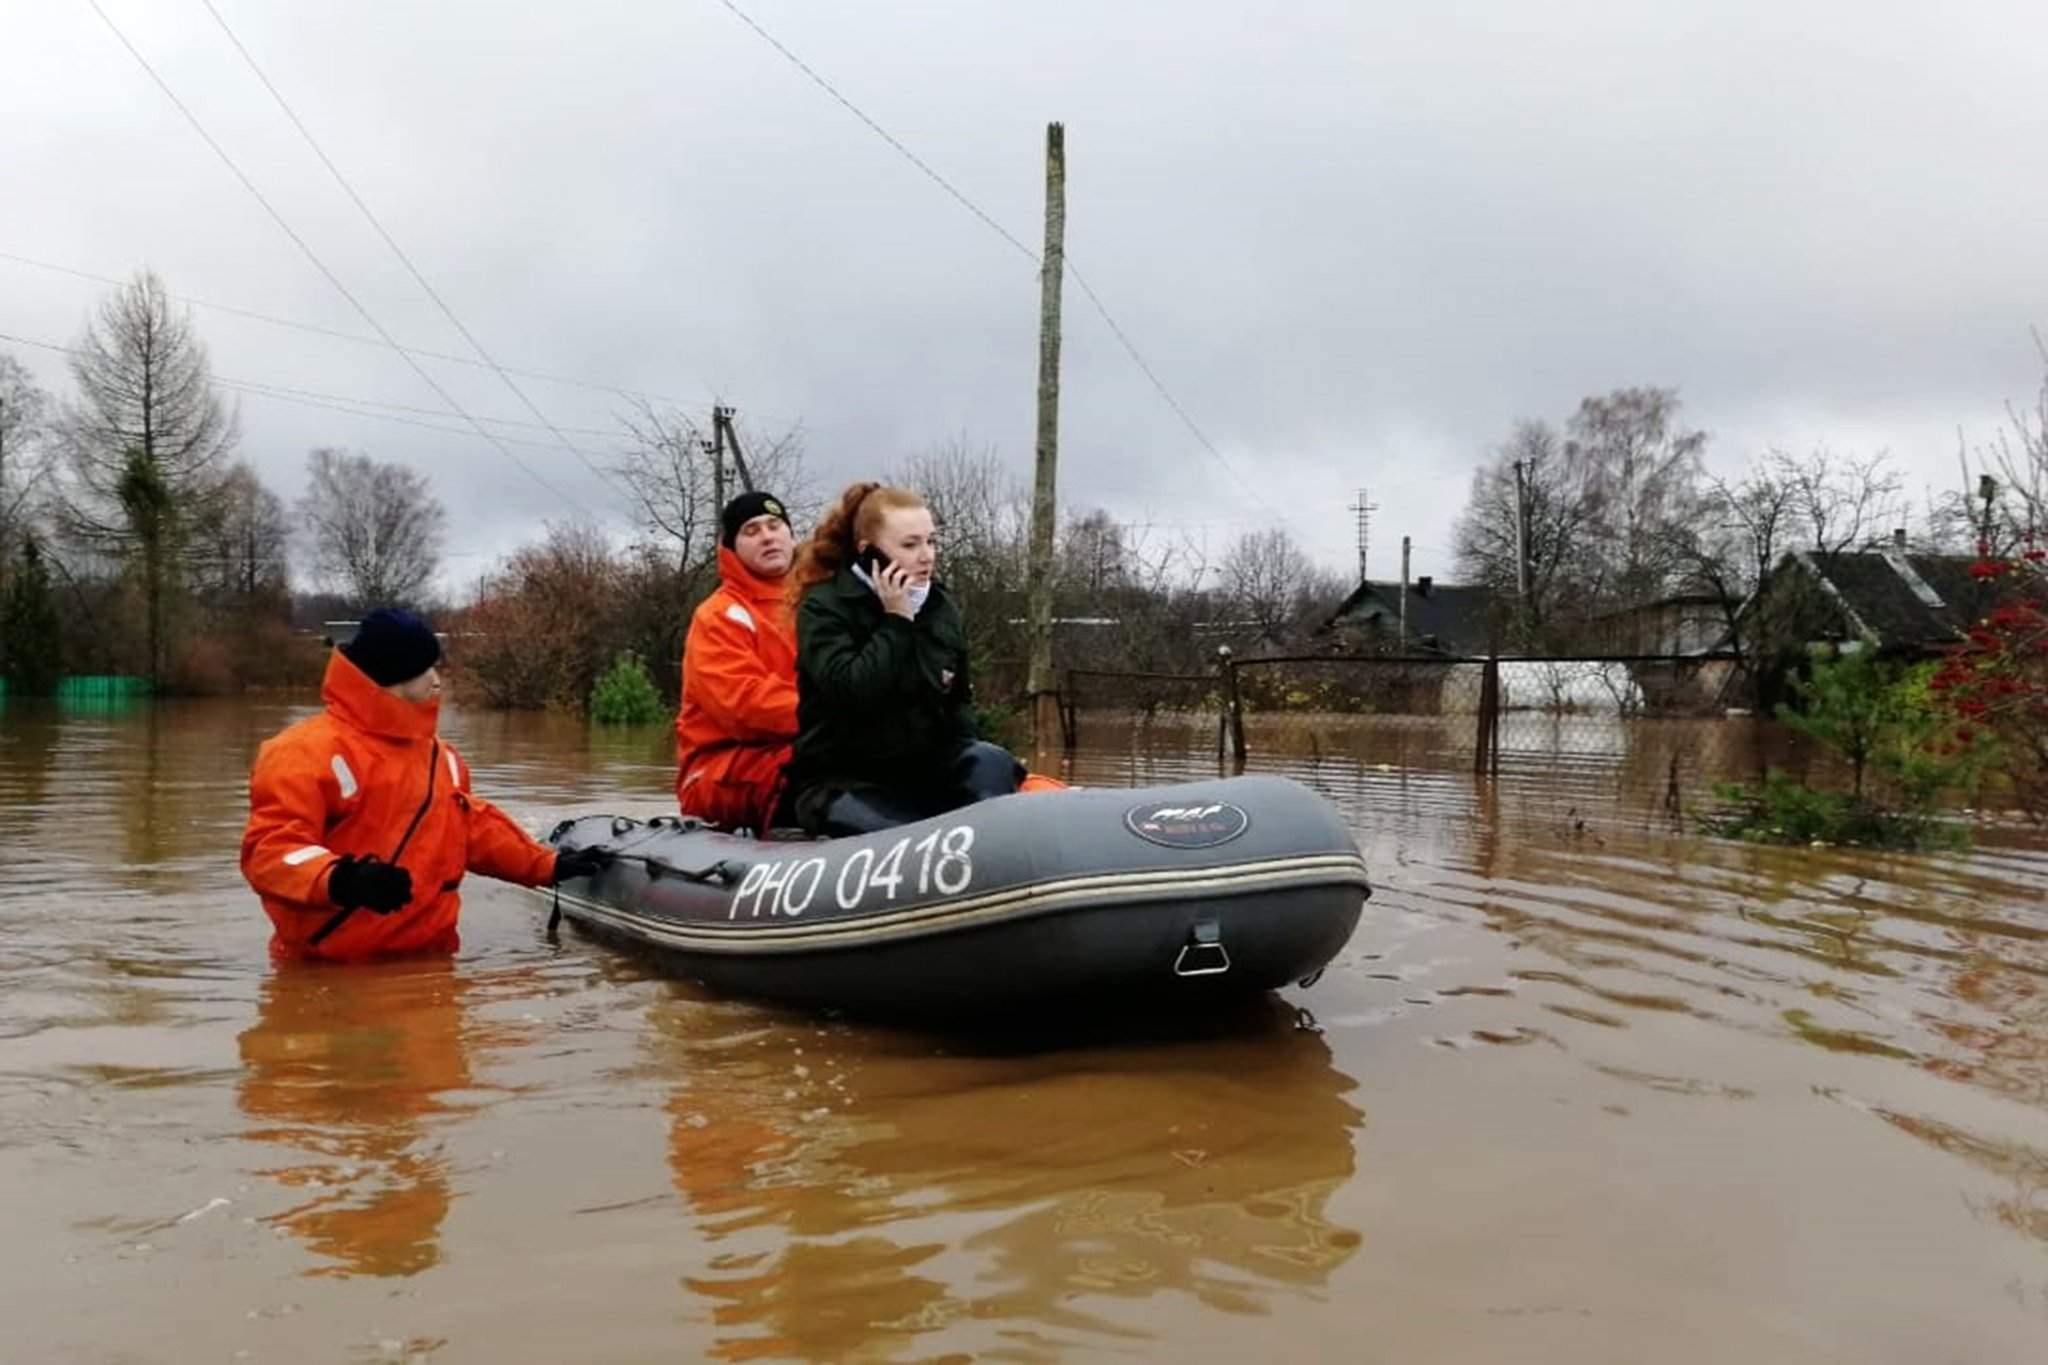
[{"x1": 1173, "y1": 920, "x2": 1231, "y2": 977}]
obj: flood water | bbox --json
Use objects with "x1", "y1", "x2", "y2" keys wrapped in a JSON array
[{"x1": 2, "y1": 698, "x2": 2045, "y2": 1362}]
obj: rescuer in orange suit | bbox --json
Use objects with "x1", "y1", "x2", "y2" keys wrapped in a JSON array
[
  {"x1": 241, "y1": 609, "x2": 607, "y2": 960},
  {"x1": 674, "y1": 491, "x2": 802, "y2": 831}
]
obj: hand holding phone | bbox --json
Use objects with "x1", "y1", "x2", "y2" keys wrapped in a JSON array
[{"x1": 861, "y1": 545, "x2": 917, "y2": 620}]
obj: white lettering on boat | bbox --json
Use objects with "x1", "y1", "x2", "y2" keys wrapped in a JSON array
[
  {"x1": 732, "y1": 825, "x2": 977, "y2": 920},
  {"x1": 782, "y1": 857, "x2": 825, "y2": 916},
  {"x1": 731, "y1": 855, "x2": 829, "y2": 919},
  {"x1": 834, "y1": 847, "x2": 875, "y2": 910}
]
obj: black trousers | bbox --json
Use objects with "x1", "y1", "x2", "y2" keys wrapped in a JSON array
[{"x1": 795, "y1": 741, "x2": 1023, "y2": 837}]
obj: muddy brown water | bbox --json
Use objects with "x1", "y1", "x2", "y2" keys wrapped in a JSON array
[{"x1": 1, "y1": 699, "x2": 2044, "y2": 1363}]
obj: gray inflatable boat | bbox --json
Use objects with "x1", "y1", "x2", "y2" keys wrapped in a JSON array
[{"x1": 542, "y1": 774, "x2": 1369, "y2": 1016}]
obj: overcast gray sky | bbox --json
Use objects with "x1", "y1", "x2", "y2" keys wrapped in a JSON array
[{"x1": 5, "y1": 0, "x2": 2046, "y2": 589}]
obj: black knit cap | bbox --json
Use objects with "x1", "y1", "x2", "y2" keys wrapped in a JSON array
[
  {"x1": 720, "y1": 491, "x2": 790, "y2": 548},
  {"x1": 342, "y1": 608, "x2": 443, "y2": 686}
]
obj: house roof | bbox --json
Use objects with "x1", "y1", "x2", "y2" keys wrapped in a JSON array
[
  {"x1": 1319, "y1": 578, "x2": 1497, "y2": 655},
  {"x1": 1779, "y1": 550, "x2": 2038, "y2": 648}
]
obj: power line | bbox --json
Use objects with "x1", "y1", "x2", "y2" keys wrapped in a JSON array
[
  {"x1": 1058, "y1": 260, "x2": 1276, "y2": 513},
  {"x1": 84, "y1": 0, "x2": 587, "y2": 513},
  {"x1": 712, "y1": 0, "x2": 1278, "y2": 518},
  {"x1": 211, "y1": 371, "x2": 621, "y2": 437},
  {"x1": 208, "y1": 378, "x2": 629, "y2": 451},
  {"x1": 0, "y1": 329, "x2": 632, "y2": 456},
  {"x1": 194, "y1": 0, "x2": 629, "y2": 502},
  {"x1": 0, "y1": 248, "x2": 711, "y2": 411},
  {"x1": 713, "y1": 0, "x2": 1040, "y2": 266}
]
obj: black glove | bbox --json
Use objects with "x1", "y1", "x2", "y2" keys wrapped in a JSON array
[
  {"x1": 552, "y1": 847, "x2": 612, "y2": 884},
  {"x1": 328, "y1": 854, "x2": 413, "y2": 914}
]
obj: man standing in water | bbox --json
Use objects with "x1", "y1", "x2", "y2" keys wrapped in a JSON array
[
  {"x1": 674, "y1": 491, "x2": 800, "y2": 832},
  {"x1": 241, "y1": 608, "x2": 606, "y2": 960}
]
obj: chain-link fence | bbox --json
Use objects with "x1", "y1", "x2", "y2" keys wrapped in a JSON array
[{"x1": 1060, "y1": 652, "x2": 1767, "y2": 827}]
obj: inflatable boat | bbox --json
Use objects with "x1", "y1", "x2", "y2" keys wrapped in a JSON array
[{"x1": 541, "y1": 775, "x2": 1369, "y2": 1016}]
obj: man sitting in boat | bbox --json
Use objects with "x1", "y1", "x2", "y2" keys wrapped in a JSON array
[
  {"x1": 242, "y1": 608, "x2": 607, "y2": 960},
  {"x1": 781, "y1": 481, "x2": 1033, "y2": 835},
  {"x1": 674, "y1": 491, "x2": 801, "y2": 832}
]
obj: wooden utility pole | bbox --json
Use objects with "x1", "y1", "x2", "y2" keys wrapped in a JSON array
[
  {"x1": 1399, "y1": 535, "x2": 1412, "y2": 648},
  {"x1": 707, "y1": 414, "x2": 726, "y2": 513},
  {"x1": 1026, "y1": 122, "x2": 1066, "y2": 747},
  {"x1": 1512, "y1": 459, "x2": 1533, "y2": 634},
  {"x1": 717, "y1": 406, "x2": 755, "y2": 493}
]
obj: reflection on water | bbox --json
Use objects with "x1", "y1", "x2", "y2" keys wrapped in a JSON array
[
  {"x1": 238, "y1": 961, "x2": 478, "y2": 1278},
  {"x1": 2, "y1": 697, "x2": 2047, "y2": 1361},
  {"x1": 652, "y1": 1000, "x2": 1361, "y2": 1360}
]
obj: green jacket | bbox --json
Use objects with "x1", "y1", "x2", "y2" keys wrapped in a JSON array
[{"x1": 787, "y1": 568, "x2": 977, "y2": 793}]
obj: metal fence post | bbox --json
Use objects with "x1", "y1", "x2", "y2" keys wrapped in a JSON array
[
  {"x1": 1217, "y1": 645, "x2": 1247, "y2": 768},
  {"x1": 1474, "y1": 655, "x2": 1501, "y2": 776}
]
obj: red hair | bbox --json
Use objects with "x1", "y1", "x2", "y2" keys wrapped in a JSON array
[{"x1": 786, "y1": 481, "x2": 928, "y2": 601}]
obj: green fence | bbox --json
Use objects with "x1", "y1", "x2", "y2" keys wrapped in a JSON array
[{"x1": 0, "y1": 675, "x2": 157, "y2": 712}]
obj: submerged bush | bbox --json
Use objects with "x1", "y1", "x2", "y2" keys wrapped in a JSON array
[
  {"x1": 1703, "y1": 772, "x2": 1968, "y2": 851},
  {"x1": 589, "y1": 651, "x2": 666, "y2": 726},
  {"x1": 1710, "y1": 650, "x2": 1997, "y2": 849}
]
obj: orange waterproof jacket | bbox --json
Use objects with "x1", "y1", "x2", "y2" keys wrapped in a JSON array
[
  {"x1": 675, "y1": 545, "x2": 800, "y2": 830},
  {"x1": 241, "y1": 650, "x2": 559, "y2": 961}
]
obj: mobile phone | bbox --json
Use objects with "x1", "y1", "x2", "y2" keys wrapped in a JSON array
[{"x1": 858, "y1": 544, "x2": 894, "y2": 576}]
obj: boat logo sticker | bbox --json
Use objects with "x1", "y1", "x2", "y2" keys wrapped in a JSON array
[{"x1": 1124, "y1": 800, "x2": 1250, "y2": 849}]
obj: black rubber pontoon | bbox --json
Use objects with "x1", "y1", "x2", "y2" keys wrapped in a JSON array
[{"x1": 542, "y1": 775, "x2": 1368, "y2": 1016}]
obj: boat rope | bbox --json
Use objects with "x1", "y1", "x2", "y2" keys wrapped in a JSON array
[{"x1": 546, "y1": 847, "x2": 743, "y2": 941}]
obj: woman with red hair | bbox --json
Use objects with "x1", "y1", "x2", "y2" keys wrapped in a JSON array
[{"x1": 782, "y1": 481, "x2": 1025, "y2": 835}]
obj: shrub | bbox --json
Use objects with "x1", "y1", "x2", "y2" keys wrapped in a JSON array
[
  {"x1": 1703, "y1": 771, "x2": 1966, "y2": 850},
  {"x1": 590, "y1": 651, "x2": 667, "y2": 726},
  {"x1": 1707, "y1": 650, "x2": 1991, "y2": 849}
]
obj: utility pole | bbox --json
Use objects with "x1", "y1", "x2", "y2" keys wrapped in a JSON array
[
  {"x1": 1026, "y1": 122, "x2": 1065, "y2": 749},
  {"x1": 1347, "y1": 487, "x2": 1378, "y2": 585},
  {"x1": 716, "y1": 406, "x2": 755, "y2": 493},
  {"x1": 1399, "y1": 535, "x2": 1411, "y2": 648},
  {"x1": 705, "y1": 406, "x2": 757, "y2": 515},
  {"x1": 1512, "y1": 459, "x2": 1533, "y2": 635},
  {"x1": 706, "y1": 413, "x2": 725, "y2": 513}
]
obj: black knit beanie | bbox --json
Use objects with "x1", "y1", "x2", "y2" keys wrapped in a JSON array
[
  {"x1": 720, "y1": 491, "x2": 790, "y2": 548},
  {"x1": 342, "y1": 608, "x2": 443, "y2": 686}
]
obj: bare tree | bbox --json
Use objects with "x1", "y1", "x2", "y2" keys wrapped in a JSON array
[
  {"x1": 1564, "y1": 386, "x2": 1708, "y2": 604},
  {"x1": 1660, "y1": 457, "x2": 1796, "y2": 667},
  {"x1": 1222, "y1": 526, "x2": 1313, "y2": 645},
  {"x1": 611, "y1": 403, "x2": 809, "y2": 568},
  {"x1": 189, "y1": 461, "x2": 291, "y2": 606},
  {"x1": 1453, "y1": 419, "x2": 1601, "y2": 645},
  {"x1": 1059, "y1": 510, "x2": 1131, "y2": 595},
  {"x1": 887, "y1": 437, "x2": 1030, "y2": 683},
  {"x1": 53, "y1": 271, "x2": 238, "y2": 679},
  {"x1": 889, "y1": 437, "x2": 1028, "y2": 585},
  {"x1": 0, "y1": 354, "x2": 52, "y2": 585},
  {"x1": 298, "y1": 448, "x2": 446, "y2": 608},
  {"x1": 1937, "y1": 338, "x2": 2048, "y2": 554},
  {"x1": 1767, "y1": 446, "x2": 1905, "y2": 555},
  {"x1": 1454, "y1": 390, "x2": 1709, "y2": 650}
]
